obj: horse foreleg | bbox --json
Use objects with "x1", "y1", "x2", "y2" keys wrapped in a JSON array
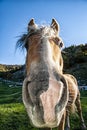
[
  {"x1": 57, "y1": 111, "x2": 66, "y2": 130},
  {"x1": 65, "y1": 110, "x2": 70, "y2": 130},
  {"x1": 75, "y1": 93, "x2": 86, "y2": 130}
]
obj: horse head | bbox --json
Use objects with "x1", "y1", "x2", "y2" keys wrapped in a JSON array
[{"x1": 17, "y1": 19, "x2": 68, "y2": 128}]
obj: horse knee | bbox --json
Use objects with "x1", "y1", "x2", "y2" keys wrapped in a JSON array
[{"x1": 58, "y1": 112, "x2": 66, "y2": 130}]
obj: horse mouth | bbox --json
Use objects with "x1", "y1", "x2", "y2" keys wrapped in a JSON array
[
  {"x1": 22, "y1": 75, "x2": 68, "y2": 128},
  {"x1": 39, "y1": 78, "x2": 67, "y2": 126}
]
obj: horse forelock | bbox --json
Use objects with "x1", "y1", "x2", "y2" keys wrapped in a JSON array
[
  {"x1": 28, "y1": 26, "x2": 58, "y2": 40},
  {"x1": 16, "y1": 25, "x2": 59, "y2": 50}
]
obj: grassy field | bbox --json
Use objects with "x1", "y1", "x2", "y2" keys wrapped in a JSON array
[{"x1": 0, "y1": 82, "x2": 87, "y2": 130}]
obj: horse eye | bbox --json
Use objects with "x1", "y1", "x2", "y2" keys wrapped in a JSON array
[
  {"x1": 24, "y1": 41, "x2": 29, "y2": 50},
  {"x1": 25, "y1": 44, "x2": 28, "y2": 49},
  {"x1": 59, "y1": 41, "x2": 64, "y2": 48},
  {"x1": 53, "y1": 37, "x2": 63, "y2": 48}
]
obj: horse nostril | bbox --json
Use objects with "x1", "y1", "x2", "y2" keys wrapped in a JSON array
[
  {"x1": 27, "y1": 80, "x2": 32, "y2": 84},
  {"x1": 25, "y1": 76, "x2": 32, "y2": 86},
  {"x1": 23, "y1": 77, "x2": 32, "y2": 88}
]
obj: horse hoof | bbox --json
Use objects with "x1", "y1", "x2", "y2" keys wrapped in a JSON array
[
  {"x1": 65, "y1": 127, "x2": 70, "y2": 130},
  {"x1": 81, "y1": 124, "x2": 87, "y2": 130}
]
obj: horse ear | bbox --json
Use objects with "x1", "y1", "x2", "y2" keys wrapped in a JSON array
[
  {"x1": 51, "y1": 19, "x2": 60, "y2": 34},
  {"x1": 28, "y1": 18, "x2": 37, "y2": 31}
]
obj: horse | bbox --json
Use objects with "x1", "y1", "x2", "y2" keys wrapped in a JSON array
[{"x1": 17, "y1": 18, "x2": 86, "y2": 130}]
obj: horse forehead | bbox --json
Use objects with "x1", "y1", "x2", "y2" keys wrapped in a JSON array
[
  {"x1": 29, "y1": 26, "x2": 55, "y2": 38},
  {"x1": 28, "y1": 33, "x2": 60, "y2": 59}
]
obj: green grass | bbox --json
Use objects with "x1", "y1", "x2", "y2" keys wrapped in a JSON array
[
  {"x1": 69, "y1": 91, "x2": 87, "y2": 130},
  {"x1": 0, "y1": 82, "x2": 87, "y2": 130},
  {"x1": 0, "y1": 103, "x2": 34, "y2": 130},
  {"x1": 0, "y1": 83, "x2": 22, "y2": 104}
]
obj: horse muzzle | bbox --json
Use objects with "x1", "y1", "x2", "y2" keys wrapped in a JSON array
[{"x1": 22, "y1": 72, "x2": 68, "y2": 128}]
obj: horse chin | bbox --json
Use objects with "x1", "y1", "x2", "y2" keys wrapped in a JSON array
[{"x1": 27, "y1": 105, "x2": 65, "y2": 128}]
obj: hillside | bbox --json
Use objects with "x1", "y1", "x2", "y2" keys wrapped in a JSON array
[
  {"x1": 0, "y1": 44, "x2": 87, "y2": 85},
  {"x1": 0, "y1": 64, "x2": 25, "y2": 82},
  {"x1": 62, "y1": 44, "x2": 87, "y2": 85}
]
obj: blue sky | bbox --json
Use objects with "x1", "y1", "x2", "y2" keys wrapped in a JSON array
[{"x1": 0, "y1": 0, "x2": 87, "y2": 65}]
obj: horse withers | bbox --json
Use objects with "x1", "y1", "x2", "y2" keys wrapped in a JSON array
[{"x1": 17, "y1": 18, "x2": 86, "y2": 130}]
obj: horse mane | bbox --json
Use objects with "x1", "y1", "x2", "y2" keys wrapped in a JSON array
[{"x1": 16, "y1": 33, "x2": 28, "y2": 49}]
